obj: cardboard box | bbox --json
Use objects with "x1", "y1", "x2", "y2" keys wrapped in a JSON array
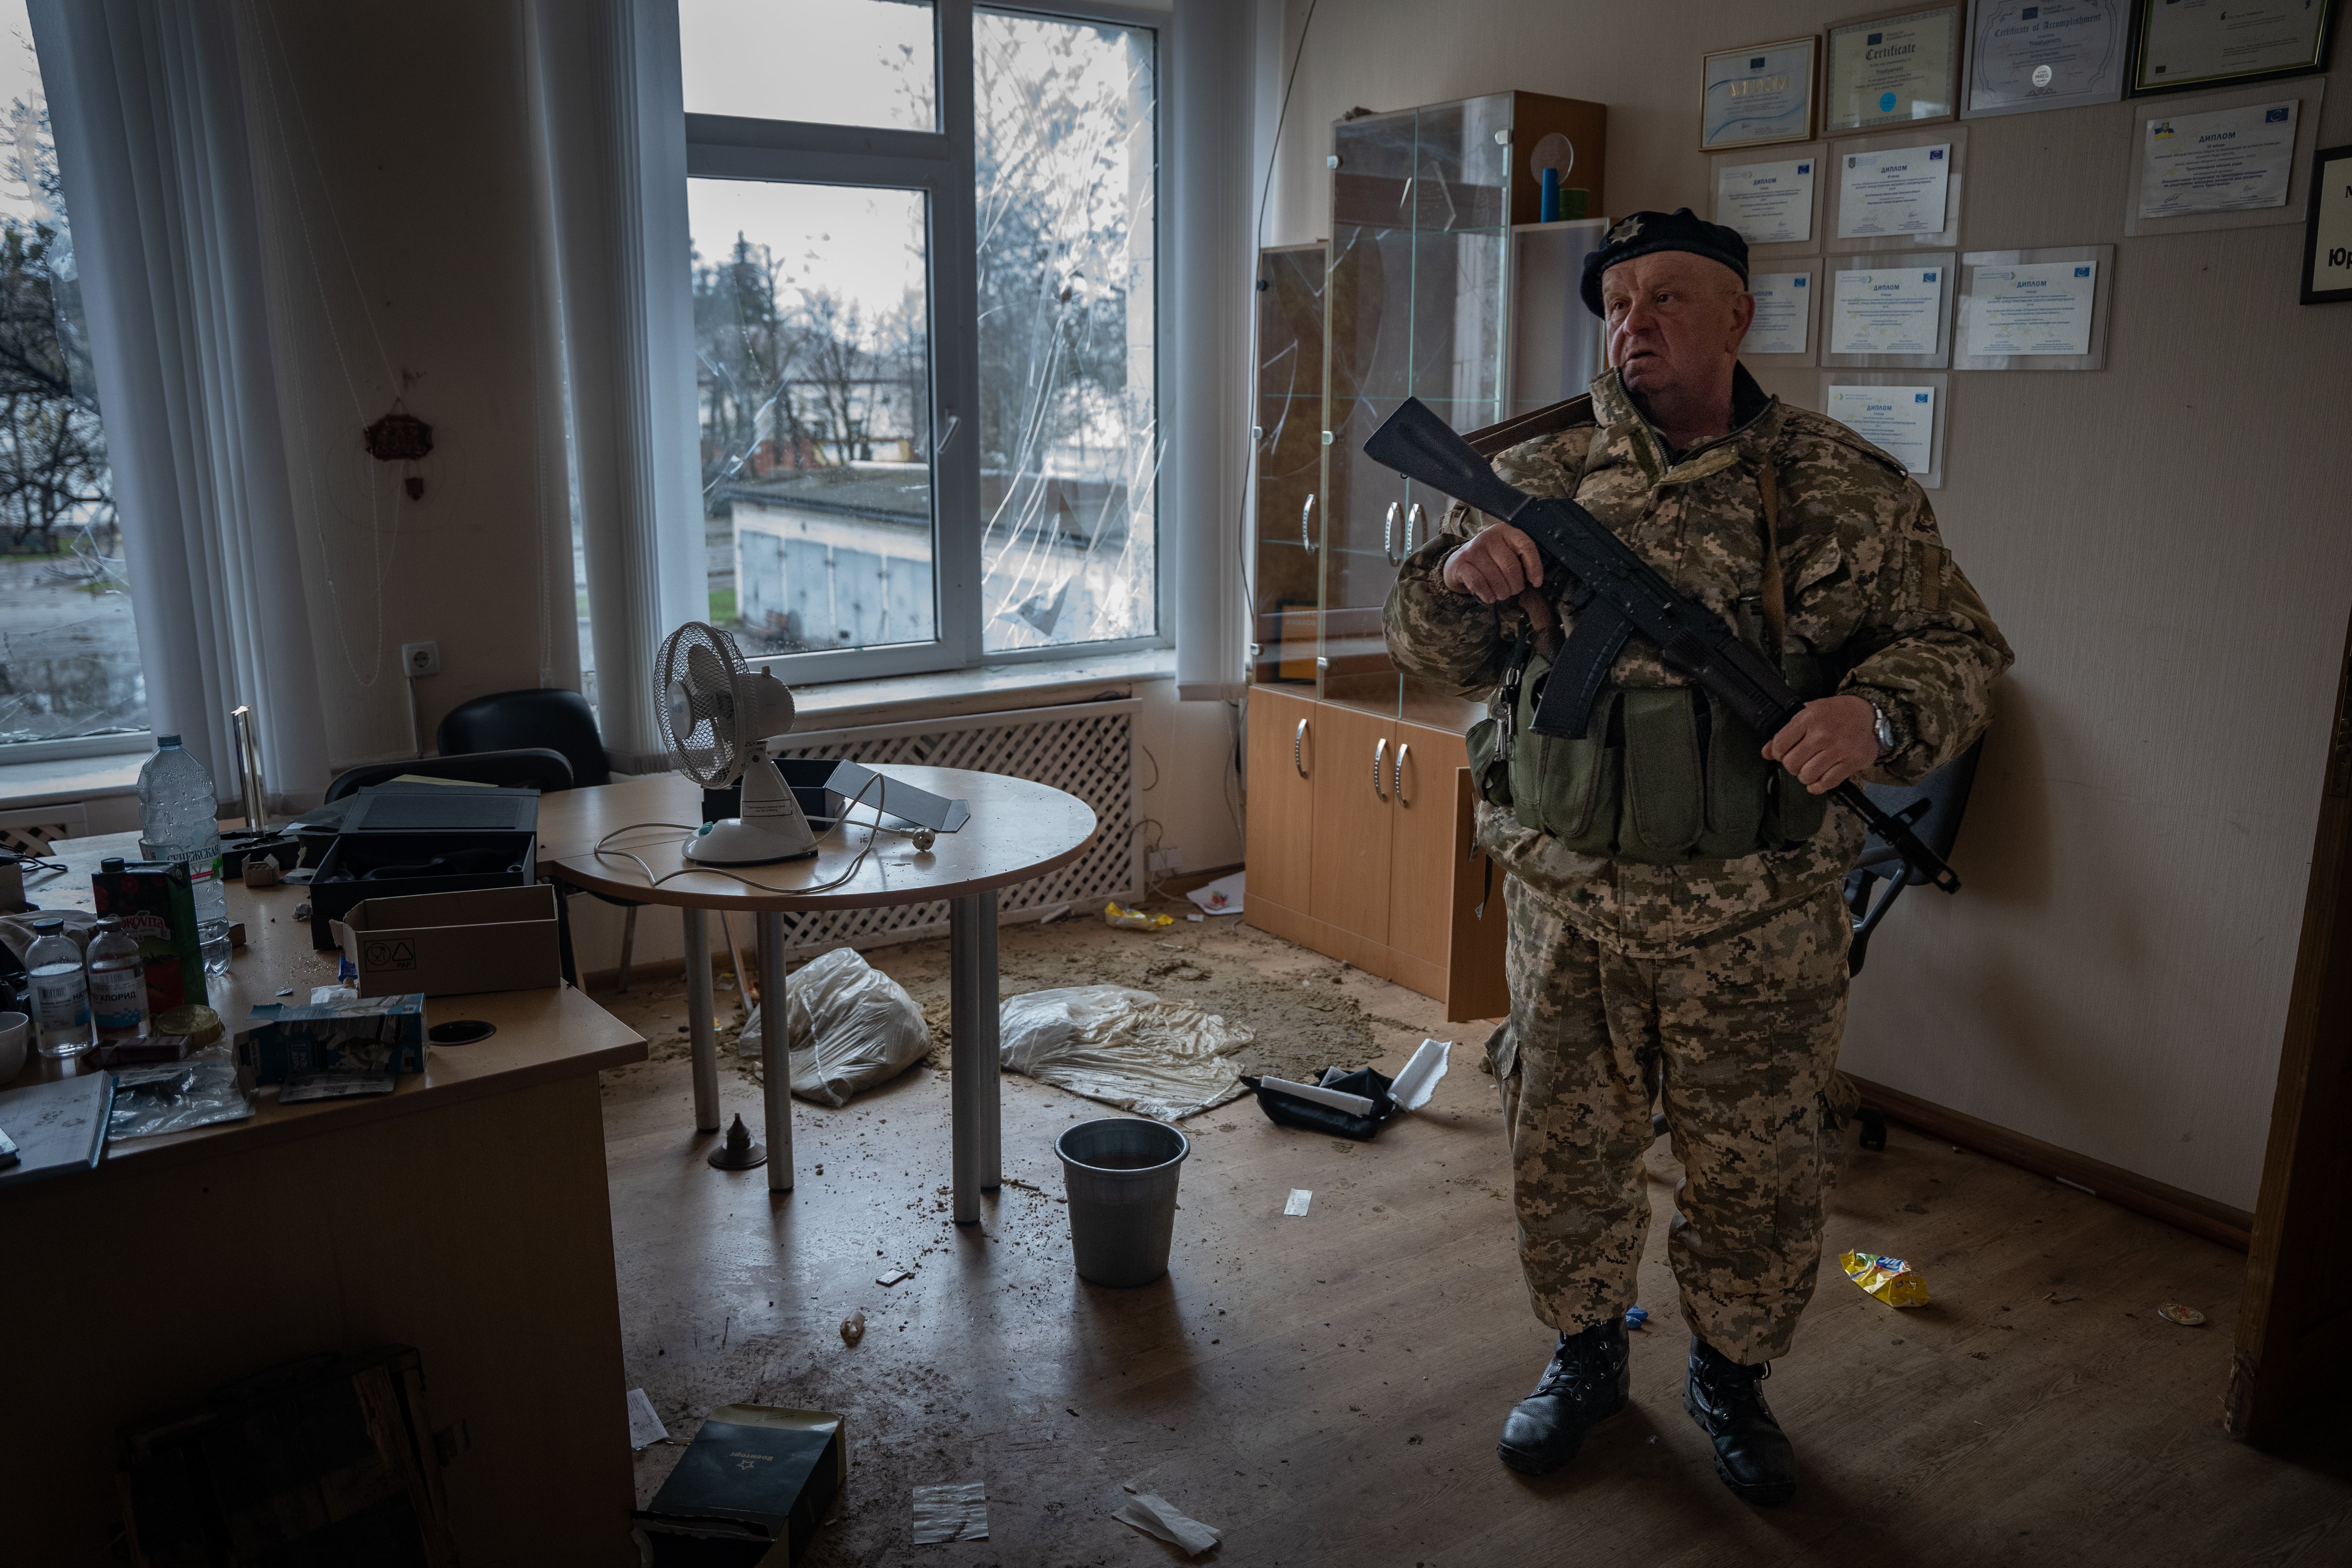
[
  {"x1": 235, "y1": 993, "x2": 426, "y2": 1083},
  {"x1": 89, "y1": 858, "x2": 208, "y2": 1015},
  {"x1": 330, "y1": 884, "x2": 561, "y2": 998},
  {"x1": 307, "y1": 829, "x2": 538, "y2": 949}
]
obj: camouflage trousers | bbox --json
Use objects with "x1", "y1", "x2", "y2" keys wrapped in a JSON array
[{"x1": 1493, "y1": 875, "x2": 1853, "y2": 1364}]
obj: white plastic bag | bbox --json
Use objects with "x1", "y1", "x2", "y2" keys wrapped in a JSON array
[
  {"x1": 739, "y1": 946, "x2": 929, "y2": 1107},
  {"x1": 998, "y1": 985, "x2": 1252, "y2": 1122}
]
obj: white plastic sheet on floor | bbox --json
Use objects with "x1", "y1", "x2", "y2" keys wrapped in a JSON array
[
  {"x1": 738, "y1": 946, "x2": 929, "y2": 1107},
  {"x1": 998, "y1": 985, "x2": 1253, "y2": 1122}
]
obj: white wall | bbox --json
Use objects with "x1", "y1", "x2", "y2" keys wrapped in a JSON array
[{"x1": 1262, "y1": 0, "x2": 2352, "y2": 1210}]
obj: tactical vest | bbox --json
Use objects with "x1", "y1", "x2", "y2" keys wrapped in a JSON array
[{"x1": 1465, "y1": 458, "x2": 1831, "y2": 863}]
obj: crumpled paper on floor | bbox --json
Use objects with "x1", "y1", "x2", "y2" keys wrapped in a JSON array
[
  {"x1": 624, "y1": 1388, "x2": 668, "y2": 1450},
  {"x1": 1115, "y1": 1485, "x2": 1221, "y2": 1557},
  {"x1": 911, "y1": 1480, "x2": 988, "y2": 1543},
  {"x1": 999, "y1": 985, "x2": 1252, "y2": 1121},
  {"x1": 1840, "y1": 1250, "x2": 1930, "y2": 1308}
]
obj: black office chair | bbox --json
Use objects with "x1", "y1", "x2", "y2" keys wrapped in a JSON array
[
  {"x1": 437, "y1": 689, "x2": 611, "y2": 790},
  {"x1": 324, "y1": 747, "x2": 575, "y2": 802},
  {"x1": 434, "y1": 688, "x2": 639, "y2": 993}
]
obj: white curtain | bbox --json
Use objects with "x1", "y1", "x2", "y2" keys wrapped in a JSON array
[
  {"x1": 526, "y1": 0, "x2": 705, "y2": 770},
  {"x1": 29, "y1": 0, "x2": 328, "y2": 808}
]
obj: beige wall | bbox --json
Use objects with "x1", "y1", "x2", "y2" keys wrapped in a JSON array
[
  {"x1": 249, "y1": 0, "x2": 575, "y2": 772},
  {"x1": 1266, "y1": 0, "x2": 2352, "y2": 1210}
]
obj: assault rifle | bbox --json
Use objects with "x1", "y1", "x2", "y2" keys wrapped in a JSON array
[{"x1": 1365, "y1": 396, "x2": 1960, "y2": 894}]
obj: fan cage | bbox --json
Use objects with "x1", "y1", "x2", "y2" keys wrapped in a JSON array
[{"x1": 768, "y1": 698, "x2": 1141, "y2": 960}]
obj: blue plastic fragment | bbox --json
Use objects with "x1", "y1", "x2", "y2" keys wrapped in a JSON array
[{"x1": 1625, "y1": 1305, "x2": 1650, "y2": 1328}]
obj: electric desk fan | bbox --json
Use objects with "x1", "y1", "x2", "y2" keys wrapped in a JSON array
[{"x1": 655, "y1": 621, "x2": 819, "y2": 865}]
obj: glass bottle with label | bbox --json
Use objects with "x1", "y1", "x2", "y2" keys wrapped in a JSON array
[
  {"x1": 87, "y1": 915, "x2": 149, "y2": 1045},
  {"x1": 27, "y1": 917, "x2": 92, "y2": 1058}
]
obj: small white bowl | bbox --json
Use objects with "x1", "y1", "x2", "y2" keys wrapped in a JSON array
[{"x1": 0, "y1": 1010, "x2": 27, "y2": 1084}]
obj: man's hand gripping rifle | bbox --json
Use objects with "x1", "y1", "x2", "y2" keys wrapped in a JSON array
[{"x1": 1365, "y1": 397, "x2": 1960, "y2": 893}]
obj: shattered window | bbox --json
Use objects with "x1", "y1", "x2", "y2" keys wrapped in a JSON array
[
  {"x1": 974, "y1": 9, "x2": 1157, "y2": 652},
  {"x1": 679, "y1": 0, "x2": 938, "y2": 134},
  {"x1": 0, "y1": 5, "x2": 146, "y2": 750}
]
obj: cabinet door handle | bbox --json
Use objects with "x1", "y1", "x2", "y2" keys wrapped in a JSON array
[
  {"x1": 1373, "y1": 737, "x2": 1388, "y2": 800},
  {"x1": 1384, "y1": 502, "x2": 1403, "y2": 565},
  {"x1": 1406, "y1": 502, "x2": 1425, "y2": 555},
  {"x1": 1294, "y1": 718, "x2": 1309, "y2": 778},
  {"x1": 1301, "y1": 494, "x2": 1318, "y2": 554},
  {"x1": 1394, "y1": 742, "x2": 1411, "y2": 805}
]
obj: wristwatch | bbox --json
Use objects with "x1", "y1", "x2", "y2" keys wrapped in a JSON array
[{"x1": 1868, "y1": 702, "x2": 1897, "y2": 762}]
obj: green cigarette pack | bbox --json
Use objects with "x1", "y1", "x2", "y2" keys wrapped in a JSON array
[{"x1": 89, "y1": 858, "x2": 208, "y2": 1016}]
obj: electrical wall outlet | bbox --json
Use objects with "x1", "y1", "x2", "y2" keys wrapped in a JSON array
[
  {"x1": 1148, "y1": 846, "x2": 1183, "y2": 875},
  {"x1": 401, "y1": 641, "x2": 440, "y2": 677}
]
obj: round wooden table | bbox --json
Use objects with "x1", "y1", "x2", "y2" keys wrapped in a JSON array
[{"x1": 539, "y1": 767, "x2": 1097, "y2": 1220}]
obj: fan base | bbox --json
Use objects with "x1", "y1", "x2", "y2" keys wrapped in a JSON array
[{"x1": 684, "y1": 813, "x2": 821, "y2": 867}]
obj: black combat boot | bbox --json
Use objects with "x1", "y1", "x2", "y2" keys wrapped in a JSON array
[
  {"x1": 1495, "y1": 1318, "x2": 1631, "y2": 1475},
  {"x1": 1683, "y1": 1336, "x2": 1797, "y2": 1506}
]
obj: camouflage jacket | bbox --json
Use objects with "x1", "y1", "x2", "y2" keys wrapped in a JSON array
[{"x1": 1384, "y1": 365, "x2": 2012, "y2": 955}]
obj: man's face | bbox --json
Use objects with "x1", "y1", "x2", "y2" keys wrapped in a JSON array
[{"x1": 1600, "y1": 251, "x2": 1755, "y2": 404}]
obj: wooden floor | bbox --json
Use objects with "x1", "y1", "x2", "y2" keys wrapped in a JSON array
[{"x1": 591, "y1": 911, "x2": 2351, "y2": 1567}]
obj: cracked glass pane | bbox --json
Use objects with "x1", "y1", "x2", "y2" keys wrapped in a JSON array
[
  {"x1": 680, "y1": 0, "x2": 938, "y2": 133},
  {"x1": 0, "y1": 3, "x2": 146, "y2": 750},
  {"x1": 690, "y1": 178, "x2": 936, "y2": 658},
  {"x1": 975, "y1": 9, "x2": 1158, "y2": 652}
]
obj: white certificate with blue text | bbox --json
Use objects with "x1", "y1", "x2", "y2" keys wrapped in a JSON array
[
  {"x1": 1827, "y1": 385, "x2": 1936, "y2": 473},
  {"x1": 1831, "y1": 266, "x2": 1945, "y2": 354},
  {"x1": 1964, "y1": 259, "x2": 2096, "y2": 355},
  {"x1": 1837, "y1": 144, "x2": 1953, "y2": 238},
  {"x1": 1716, "y1": 158, "x2": 1817, "y2": 244},
  {"x1": 1746, "y1": 273, "x2": 1814, "y2": 354},
  {"x1": 2137, "y1": 100, "x2": 2298, "y2": 218}
]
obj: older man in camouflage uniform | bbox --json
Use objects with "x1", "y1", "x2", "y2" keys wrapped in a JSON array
[{"x1": 1383, "y1": 209, "x2": 2010, "y2": 1504}]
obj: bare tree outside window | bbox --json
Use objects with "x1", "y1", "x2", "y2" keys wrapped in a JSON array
[{"x1": 0, "y1": 5, "x2": 145, "y2": 748}]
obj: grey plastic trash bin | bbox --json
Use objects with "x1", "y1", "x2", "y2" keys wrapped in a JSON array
[{"x1": 1056, "y1": 1118, "x2": 1189, "y2": 1287}]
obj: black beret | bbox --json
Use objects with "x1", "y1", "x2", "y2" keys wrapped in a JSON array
[{"x1": 1579, "y1": 208, "x2": 1749, "y2": 316}]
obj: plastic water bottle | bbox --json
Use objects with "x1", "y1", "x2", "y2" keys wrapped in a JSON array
[
  {"x1": 87, "y1": 915, "x2": 149, "y2": 1045},
  {"x1": 138, "y1": 733, "x2": 231, "y2": 975},
  {"x1": 27, "y1": 917, "x2": 91, "y2": 1057}
]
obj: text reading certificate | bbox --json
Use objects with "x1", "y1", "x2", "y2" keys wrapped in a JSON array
[
  {"x1": 1831, "y1": 267, "x2": 1944, "y2": 355},
  {"x1": 1827, "y1": 385, "x2": 1936, "y2": 474},
  {"x1": 1965, "y1": 260, "x2": 2096, "y2": 356},
  {"x1": 1967, "y1": 0, "x2": 2124, "y2": 115},
  {"x1": 2138, "y1": 101, "x2": 2298, "y2": 217},
  {"x1": 1746, "y1": 274, "x2": 1814, "y2": 354},
  {"x1": 1717, "y1": 158, "x2": 1817, "y2": 244},
  {"x1": 1838, "y1": 145, "x2": 1953, "y2": 238}
]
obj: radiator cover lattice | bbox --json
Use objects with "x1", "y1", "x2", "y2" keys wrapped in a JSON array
[{"x1": 771, "y1": 698, "x2": 1139, "y2": 957}]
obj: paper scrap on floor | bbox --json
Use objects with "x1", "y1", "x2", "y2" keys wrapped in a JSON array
[
  {"x1": 1388, "y1": 1038, "x2": 1452, "y2": 1111},
  {"x1": 1116, "y1": 1484, "x2": 1223, "y2": 1557},
  {"x1": 911, "y1": 1480, "x2": 989, "y2": 1543},
  {"x1": 999, "y1": 985, "x2": 1253, "y2": 1121},
  {"x1": 625, "y1": 1388, "x2": 668, "y2": 1450},
  {"x1": 1185, "y1": 870, "x2": 1244, "y2": 916},
  {"x1": 1284, "y1": 1188, "x2": 1312, "y2": 1216}
]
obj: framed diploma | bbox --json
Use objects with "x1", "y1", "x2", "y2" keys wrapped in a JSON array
[
  {"x1": 1964, "y1": 0, "x2": 2129, "y2": 119},
  {"x1": 2303, "y1": 144, "x2": 2352, "y2": 304},
  {"x1": 1701, "y1": 37, "x2": 1820, "y2": 151},
  {"x1": 1824, "y1": 4, "x2": 1965, "y2": 134},
  {"x1": 2129, "y1": 0, "x2": 2338, "y2": 97}
]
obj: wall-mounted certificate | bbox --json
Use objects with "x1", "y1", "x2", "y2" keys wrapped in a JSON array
[
  {"x1": 2131, "y1": 0, "x2": 2338, "y2": 96},
  {"x1": 2138, "y1": 100, "x2": 2299, "y2": 217},
  {"x1": 1965, "y1": 0, "x2": 2127, "y2": 118},
  {"x1": 1702, "y1": 37, "x2": 1820, "y2": 150},
  {"x1": 1831, "y1": 264, "x2": 1946, "y2": 352},
  {"x1": 1824, "y1": 5, "x2": 1964, "y2": 132},
  {"x1": 1716, "y1": 157, "x2": 1818, "y2": 243},
  {"x1": 1963, "y1": 260, "x2": 2098, "y2": 353},
  {"x1": 1838, "y1": 144, "x2": 1952, "y2": 237},
  {"x1": 1827, "y1": 384, "x2": 1936, "y2": 472},
  {"x1": 1746, "y1": 272, "x2": 1816, "y2": 354}
]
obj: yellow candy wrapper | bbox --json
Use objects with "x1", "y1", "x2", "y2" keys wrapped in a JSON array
[
  {"x1": 1104, "y1": 902, "x2": 1174, "y2": 931},
  {"x1": 1840, "y1": 1250, "x2": 1930, "y2": 1308}
]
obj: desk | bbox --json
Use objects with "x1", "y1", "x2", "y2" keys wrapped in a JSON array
[
  {"x1": 5, "y1": 832, "x2": 648, "y2": 1564},
  {"x1": 539, "y1": 767, "x2": 1095, "y2": 1222}
]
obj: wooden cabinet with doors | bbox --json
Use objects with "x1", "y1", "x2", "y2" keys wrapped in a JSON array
[{"x1": 1245, "y1": 685, "x2": 1508, "y2": 1021}]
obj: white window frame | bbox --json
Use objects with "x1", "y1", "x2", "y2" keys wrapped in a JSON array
[{"x1": 681, "y1": 0, "x2": 1168, "y2": 686}]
